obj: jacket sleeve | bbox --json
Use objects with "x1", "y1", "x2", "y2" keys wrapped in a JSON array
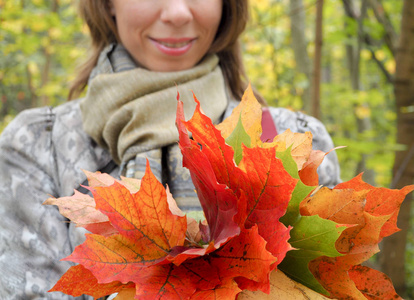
[
  {"x1": 0, "y1": 107, "x2": 83, "y2": 299},
  {"x1": 269, "y1": 107, "x2": 341, "y2": 187}
]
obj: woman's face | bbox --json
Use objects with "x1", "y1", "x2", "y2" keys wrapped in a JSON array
[{"x1": 110, "y1": 0, "x2": 223, "y2": 72}]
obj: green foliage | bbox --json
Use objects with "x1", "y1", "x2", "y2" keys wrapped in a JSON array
[
  {"x1": 322, "y1": 83, "x2": 398, "y2": 187},
  {"x1": 244, "y1": 0, "x2": 401, "y2": 188},
  {"x1": 279, "y1": 215, "x2": 346, "y2": 295},
  {"x1": 0, "y1": 0, "x2": 87, "y2": 122},
  {"x1": 242, "y1": 1, "x2": 304, "y2": 111}
]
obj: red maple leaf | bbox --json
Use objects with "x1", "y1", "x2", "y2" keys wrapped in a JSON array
[
  {"x1": 176, "y1": 95, "x2": 295, "y2": 292},
  {"x1": 176, "y1": 94, "x2": 241, "y2": 247}
]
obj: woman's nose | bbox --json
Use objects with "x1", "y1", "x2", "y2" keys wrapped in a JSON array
[{"x1": 160, "y1": 0, "x2": 193, "y2": 27}]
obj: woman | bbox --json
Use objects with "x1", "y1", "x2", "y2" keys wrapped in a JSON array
[{"x1": 0, "y1": 0, "x2": 340, "y2": 299}]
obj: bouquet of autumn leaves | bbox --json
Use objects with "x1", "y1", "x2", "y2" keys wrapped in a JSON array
[{"x1": 45, "y1": 86, "x2": 413, "y2": 300}]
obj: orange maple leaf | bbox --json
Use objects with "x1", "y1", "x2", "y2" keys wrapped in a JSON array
[
  {"x1": 49, "y1": 264, "x2": 134, "y2": 298},
  {"x1": 64, "y1": 166, "x2": 187, "y2": 284},
  {"x1": 301, "y1": 177, "x2": 414, "y2": 299}
]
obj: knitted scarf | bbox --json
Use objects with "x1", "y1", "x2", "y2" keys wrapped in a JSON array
[{"x1": 80, "y1": 44, "x2": 229, "y2": 210}]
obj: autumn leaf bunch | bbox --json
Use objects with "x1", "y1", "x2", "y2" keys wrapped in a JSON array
[{"x1": 45, "y1": 86, "x2": 413, "y2": 300}]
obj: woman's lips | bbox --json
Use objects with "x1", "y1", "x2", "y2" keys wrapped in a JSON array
[{"x1": 150, "y1": 38, "x2": 196, "y2": 56}]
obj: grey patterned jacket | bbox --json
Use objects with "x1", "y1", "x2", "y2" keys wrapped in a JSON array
[{"x1": 0, "y1": 98, "x2": 340, "y2": 299}]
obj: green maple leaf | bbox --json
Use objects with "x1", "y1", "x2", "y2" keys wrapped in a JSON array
[
  {"x1": 277, "y1": 148, "x2": 315, "y2": 225},
  {"x1": 225, "y1": 113, "x2": 251, "y2": 165},
  {"x1": 279, "y1": 215, "x2": 346, "y2": 295},
  {"x1": 275, "y1": 148, "x2": 344, "y2": 294}
]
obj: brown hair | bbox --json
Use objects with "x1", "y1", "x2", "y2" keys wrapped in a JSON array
[{"x1": 69, "y1": 0, "x2": 264, "y2": 104}]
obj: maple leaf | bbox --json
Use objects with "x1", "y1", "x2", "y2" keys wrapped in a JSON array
[
  {"x1": 175, "y1": 91, "x2": 298, "y2": 294},
  {"x1": 169, "y1": 93, "x2": 290, "y2": 277},
  {"x1": 63, "y1": 165, "x2": 188, "y2": 284},
  {"x1": 210, "y1": 226, "x2": 277, "y2": 284},
  {"x1": 191, "y1": 278, "x2": 242, "y2": 300},
  {"x1": 225, "y1": 114, "x2": 251, "y2": 165},
  {"x1": 276, "y1": 147, "x2": 315, "y2": 225},
  {"x1": 348, "y1": 265, "x2": 402, "y2": 300},
  {"x1": 264, "y1": 129, "x2": 313, "y2": 168},
  {"x1": 177, "y1": 94, "x2": 295, "y2": 269},
  {"x1": 238, "y1": 269, "x2": 332, "y2": 300},
  {"x1": 128, "y1": 259, "x2": 221, "y2": 299},
  {"x1": 335, "y1": 173, "x2": 414, "y2": 239},
  {"x1": 112, "y1": 259, "x2": 222, "y2": 300},
  {"x1": 116, "y1": 278, "x2": 242, "y2": 300},
  {"x1": 47, "y1": 164, "x2": 192, "y2": 297},
  {"x1": 300, "y1": 178, "x2": 414, "y2": 299},
  {"x1": 44, "y1": 190, "x2": 118, "y2": 237},
  {"x1": 237, "y1": 146, "x2": 296, "y2": 265},
  {"x1": 176, "y1": 94, "x2": 241, "y2": 247},
  {"x1": 216, "y1": 84, "x2": 262, "y2": 147},
  {"x1": 215, "y1": 85, "x2": 322, "y2": 179},
  {"x1": 43, "y1": 171, "x2": 146, "y2": 237},
  {"x1": 268, "y1": 147, "x2": 345, "y2": 294},
  {"x1": 49, "y1": 264, "x2": 134, "y2": 298},
  {"x1": 278, "y1": 215, "x2": 348, "y2": 294}
]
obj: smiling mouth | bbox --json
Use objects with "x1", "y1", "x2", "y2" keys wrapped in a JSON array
[
  {"x1": 157, "y1": 41, "x2": 192, "y2": 48},
  {"x1": 150, "y1": 38, "x2": 196, "y2": 56}
]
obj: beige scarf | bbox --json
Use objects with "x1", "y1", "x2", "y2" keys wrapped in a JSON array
[{"x1": 80, "y1": 54, "x2": 228, "y2": 166}]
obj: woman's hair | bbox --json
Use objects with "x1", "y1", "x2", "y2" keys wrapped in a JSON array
[{"x1": 69, "y1": 0, "x2": 264, "y2": 104}]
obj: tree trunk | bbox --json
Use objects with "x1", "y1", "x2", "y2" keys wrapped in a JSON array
[
  {"x1": 40, "y1": 0, "x2": 59, "y2": 106},
  {"x1": 290, "y1": 0, "x2": 312, "y2": 114},
  {"x1": 343, "y1": 0, "x2": 376, "y2": 185},
  {"x1": 311, "y1": 0, "x2": 324, "y2": 120},
  {"x1": 26, "y1": 65, "x2": 37, "y2": 108},
  {"x1": 380, "y1": 0, "x2": 414, "y2": 296},
  {"x1": 1, "y1": 96, "x2": 9, "y2": 118},
  {"x1": 354, "y1": 1, "x2": 376, "y2": 185}
]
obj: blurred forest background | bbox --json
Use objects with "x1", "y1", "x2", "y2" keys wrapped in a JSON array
[{"x1": 1, "y1": 0, "x2": 413, "y2": 298}]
